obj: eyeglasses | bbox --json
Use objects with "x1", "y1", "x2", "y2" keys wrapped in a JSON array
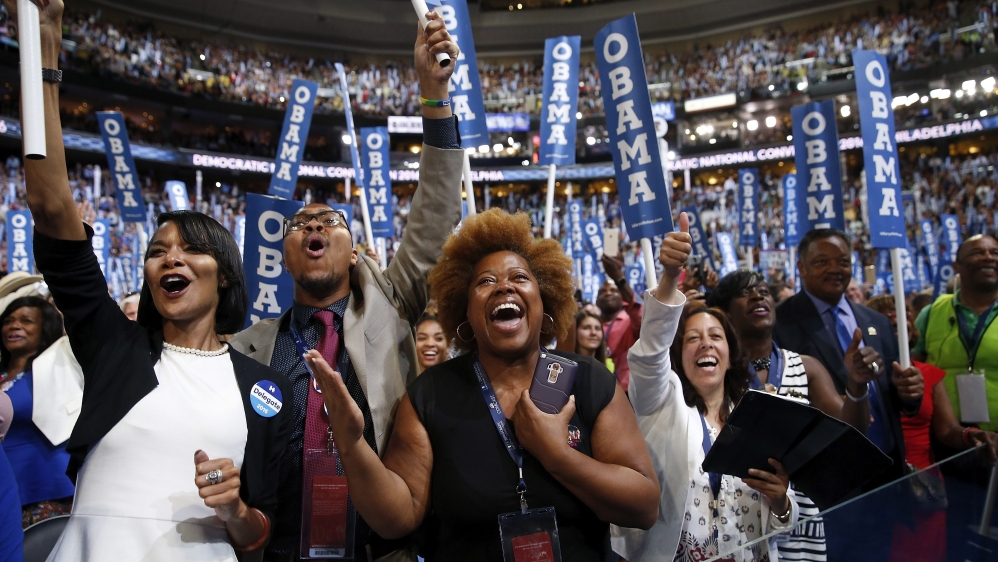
[{"x1": 283, "y1": 210, "x2": 350, "y2": 237}]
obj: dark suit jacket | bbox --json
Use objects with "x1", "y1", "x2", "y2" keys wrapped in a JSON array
[
  {"x1": 774, "y1": 291, "x2": 917, "y2": 486},
  {"x1": 35, "y1": 225, "x2": 294, "y2": 527}
]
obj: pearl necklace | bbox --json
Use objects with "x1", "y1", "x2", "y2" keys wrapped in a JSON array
[{"x1": 163, "y1": 341, "x2": 229, "y2": 357}]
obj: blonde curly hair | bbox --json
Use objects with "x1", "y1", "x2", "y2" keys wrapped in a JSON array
[{"x1": 428, "y1": 208, "x2": 576, "y2": 351}]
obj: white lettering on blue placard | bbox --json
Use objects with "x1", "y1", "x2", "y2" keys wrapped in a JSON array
[
  {"x1": 854, "y1": 50, "x2": 905, "y2": 248},
  {"x1": 738, "y1": 169, "x2": 758, "y2": 247},
  {"x1": 595, "y1": 15, "x2": 674, "y2": 240},
  {"x1": 362, "y1": 127, "x2": 392, "y2": 237},
  {"x1": 92, "y1": 219, "x2": 111, "y2": 278},
  {"x1": 791, "y1": 101, "x2": 845, "y2": 232},
  {"x1": 250, "y1": 380, "x2": 283, "y2": 418},
  {"x1": 97, "y1": 112, "x2": 144, "y2": 222},
  {"x1": 165, "y1": 181, "x2": 190, "y2": 211},
  {"x1": 717, "y1": 232, "x2": 739, "y2": 276},
  {"x1": 783, "y1": 174, "x2": 801, "y2": 247},
  {"x1": 682, "y1": 205, "x2": 716, "y2": 272},
  {"x1": 919, "y1": 218, "x2": 939, "y2": 272},
  {"x1": 6, "y1": 210, "x2": 32, "y2": 273},
  {"x1": 269, "y1": 79, "x2": 319, "y2": 198},
  {"x1": 539, "y1": 36, "x2": 581, "y2": 166},
  {"x1": 427, "y1": 0, "x2": 489, "y2": 147},
  {"x1": 940, "y1": 213, "x2": 962, "y2": 263},
  {"x1": 243, "y1": 194, "x2": 303, "y2": 327}
]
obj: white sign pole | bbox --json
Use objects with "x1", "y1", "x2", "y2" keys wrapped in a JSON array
[
  {"x1": 18, "y1": 0, "x2": 45, "y2": 159},
  {"x1": 543, "y1": 164, "x2": 556, "y2": 238},
  {"x1": 641, "y1": 238, "x2": 658, "y2": 290},
  {"x1": 377, "y1": 237, "x2": 388, "y2": 269},
  {"x1": 890, "y1": 247, "x2": 912, "y2": 369},
  {"x1": 410, "y1": 0, "x2": 452, "y2": 67},
  {"x1": 195, "y1": 170, "x2": 203, "y2": 210},
  {"x1": 358, "y1": 177, "x2": 376, "y2": 251},
  {"x1": 93, "y1": 165, "x2": 101, "y2": 202},
  {"x1": 462, "y1": 152, "x2": 477, "y2": 216},
  {"x1": 789, "y1": 246, "x2": 797, "y2": 289}
]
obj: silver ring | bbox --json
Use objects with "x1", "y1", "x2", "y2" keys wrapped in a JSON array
[
  {"x1": 206, "y1": 469, "x2": 223, "y2": 485},
  {"x1": 871, "y1": 362, "x2": 880, "y2": 374}
]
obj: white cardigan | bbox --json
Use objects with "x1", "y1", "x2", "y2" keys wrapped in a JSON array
[{"x1": 611, "y1": 291, "x2": 799, "y2": 561}]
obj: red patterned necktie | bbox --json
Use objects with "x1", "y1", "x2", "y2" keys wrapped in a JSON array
[{"x1": 303, "y1": 310, "x2": 338, "y2": 454}]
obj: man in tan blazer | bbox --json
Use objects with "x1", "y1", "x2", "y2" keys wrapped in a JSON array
[{"x1": 230, "y1": 14, "x2": 462, "y2": 562}]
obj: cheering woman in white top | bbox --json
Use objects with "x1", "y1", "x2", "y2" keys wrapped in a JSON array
[
  {"x1": 10, "y1": 0, "x2": 292, "y2": 559},
  {"x1": 612, "y1": 214, "x2": 799, "y2": 562}
]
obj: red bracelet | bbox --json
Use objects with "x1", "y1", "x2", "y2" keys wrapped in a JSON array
[
  {"x1": 233, "y1": 508, "x2": 270, "y2": 553},
  {"x1": 963, "y1": 427, "x2": 979, "y2": 447}
]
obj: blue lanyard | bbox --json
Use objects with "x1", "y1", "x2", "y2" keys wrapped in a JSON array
[
  {"x1": 956, "y1": 300, "x2": 998, "y2": 371},
  {"x1": 472, "y1": 353, "x2": 529, "y2": 513},
  {"x1": 747, "y1": 342, "x2": 784, "y2": 391},
  {"x1": 699, "y1": 413, "x2": 721, "y2": 539}
]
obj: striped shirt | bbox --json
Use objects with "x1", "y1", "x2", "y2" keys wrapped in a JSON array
[{"x1": 773, "y1": 349, "x2": 827, "y2": 562}]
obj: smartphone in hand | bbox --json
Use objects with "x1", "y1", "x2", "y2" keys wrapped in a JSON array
[
  {"x1": 604, "y1": 228, "x2": 620, "y2": 257},
  {"x1": 530, "y1": 353, "x2": 579, "y2": 415}
]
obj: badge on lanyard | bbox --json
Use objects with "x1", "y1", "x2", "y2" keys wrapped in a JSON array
[
  {"x1": 474, "y1": 353, "x2": 565, "y2": 562},
  {"x1": 250, "y1": 380, "x2": 283, "y2": 418},
  {"x1": 301, "y1": 447, "x2": 355, "y2": 559}
]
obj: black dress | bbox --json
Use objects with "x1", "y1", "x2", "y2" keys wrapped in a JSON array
[{"x1": 407, "y1": 350, "x2": 616, "y2": 562}]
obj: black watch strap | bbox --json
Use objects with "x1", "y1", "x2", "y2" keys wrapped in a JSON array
[
  {"x1": 42, "y1": 68, "x2": 62, "y2": 83},
  {"x1": 614, "y1": 277, "x2": 627, "y2": 287}
]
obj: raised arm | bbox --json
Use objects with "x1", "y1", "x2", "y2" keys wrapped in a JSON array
[
  {"x1": 7, "y1": 0, "x2": 84, "y2": 241},
  {"x1": 627, "y1": 214, "x2": 690, "y2": 416},
  {"x1": 384, "y1": 14, "x2": 463, "y2": 322},
  {"x1": 801, "y1": 354, "x2": 870, "y2": 433}
]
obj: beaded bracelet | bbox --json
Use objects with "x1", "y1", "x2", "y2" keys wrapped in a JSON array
[
  {"x1": 420, "y1": 96, "x2": 451, "y2": 107},
  {"x1": 233, "y1": 508, "x2": 271, "y2": 553}
]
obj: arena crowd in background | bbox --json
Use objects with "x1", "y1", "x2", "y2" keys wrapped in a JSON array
[{"x1": 0, "y1": 1, "x2": 987, "y2": 118}]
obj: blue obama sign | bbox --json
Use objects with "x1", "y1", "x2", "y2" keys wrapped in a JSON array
[
  {"x1": 854, "y1": 50, "x2": 906, "y2": 248},
  {"x1": 361, "y1": 127, "x2": 392, "y2": 237},
  {"x1": 165, "y1": 181, "x2": 190, "y2": 211},
  {"x1": 426, "y1": 0, "x2": 489, "y2": 148},
  {"x1": 92, "y1": 219, "x2": 111, "y2": 278},
  {"x1": 6, "y1": 210, "x2": 32, "y2": 273},
  {"x1": 790, "y1": 101, "x2": 845, "y2": 231},
  {"x1": 268, "y1": 79, "x2": 319, "y2": 199},
  {"x1": 539, "y1": 36, "x2": 581, "y2": 166},
  {"x1": 97, "y1": 112, "x2": 145, "y2": 222},
  {"x1": 682, "y1": 205, "x2": 716, "y2": 272},
  {"x1": 783, "y1": 174, "x2": 802, "y2": 248},
  {"x1": 243, "y1": 193, "x2": 304, "y2": 327},
  {"x1": 595, "y1": 14, "x2": 674, "y2": 240},
  {"x1": 737, "y1": 169, "x2": 759, "y2": 247}
]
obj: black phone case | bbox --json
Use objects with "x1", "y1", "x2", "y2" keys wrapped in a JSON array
[{"x1": 530, "y1": 353, "x2": 579, "y2": 415}]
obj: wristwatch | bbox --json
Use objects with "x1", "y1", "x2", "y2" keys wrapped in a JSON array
[{"x1": 42, "y1": 68, "x2": 62, "y2": 83}]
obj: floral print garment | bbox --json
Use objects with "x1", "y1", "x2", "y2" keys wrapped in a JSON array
[{"x1": 674, "y1": 424, "x2": 771, "y2": 562}]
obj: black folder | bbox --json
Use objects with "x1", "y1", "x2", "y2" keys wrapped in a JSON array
[{"x1": 701, "y1": 390, "x2": 892, "y2": 510}]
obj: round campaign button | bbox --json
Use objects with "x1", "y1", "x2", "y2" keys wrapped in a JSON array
[{"x1": 250, "y1": 380, "x2": 283, "y2": 418}]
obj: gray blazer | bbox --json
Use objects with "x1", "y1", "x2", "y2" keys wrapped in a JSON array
[{"x1": 230, "y1": 144, "x2": 464, "y2": 455}]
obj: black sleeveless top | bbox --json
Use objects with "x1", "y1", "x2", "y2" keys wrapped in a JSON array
[{"x1": 407, "y1": 350, "x2": 616, "y2": 562}]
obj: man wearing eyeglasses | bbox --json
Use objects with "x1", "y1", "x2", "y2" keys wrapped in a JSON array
[
  {"x1": 774, "y1": 228, "x2": 923, "y2": 562},
  {"x1": 230, "y1": 14, "x2": 462, "y2": 562}
]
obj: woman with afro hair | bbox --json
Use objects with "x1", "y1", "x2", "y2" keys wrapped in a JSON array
[{"x1": 306, "y1": 208, "x2": 660, "y2": 561}]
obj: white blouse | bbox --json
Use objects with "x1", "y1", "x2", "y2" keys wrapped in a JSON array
[
  {"x1": 675, "y1": 421, "x2": 772, "y2": 562},
  {"x1": 48, "y1": 348, "x2": 248, "y2": 562}
]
